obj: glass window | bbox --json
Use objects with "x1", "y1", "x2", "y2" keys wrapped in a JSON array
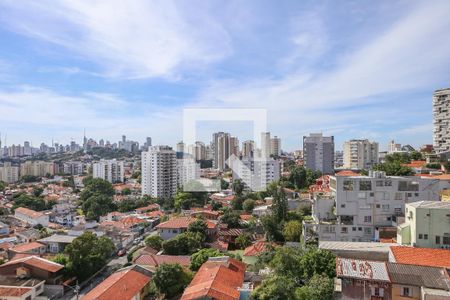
[
  {"x1": 384, "y1": 180, "x2": 392, "y2": 186},
  {"x1": 358, "y1": 192, "x2": 366, "y2": 199},
  {"x1": 436, "y1": 236, "x2": 440, "y2": 244},
  {"x1": 359, "y1": 181, "x2": 372, "y2": 191},
  {"x1": 352, "y1": 227, "x2": 356, "y2": 231},
  {"x1": 341, "y1": 204, "x2": 346, "y2": 208},
  {"x1": 398, "y1": 181, "x2": 419, "y2": 191},
  {"x1": 443, "y1": 236, "x2": 450, "y2": 245},
  {"x1": 341, "y1": 227, "x2": 348, "y2": 233},
  {"x1": 382, "y1": 204, "x2": 390, "y2": 211},
  {"x1": 395, "y1": 193, "x2": 403, "y2": 200},
  {"x1": 424, "y1": 234, "x2": 428, "y2": 240},
  {"x1": 419, "y1": 234, "x2": 423, "y2": 239},
  {"x1": 358, "y1": 227, "x2": 362, "y2": 231},
  {"x1": 364, "y1": 216, "x2": 372, "y2": 223},
  {"x1": 376, "y1": 180, "x2": 383, "y2": 187},
  {"x1": 364, "y1": 227, "x2": 372, "y2": 234},
  {"x1": 402, "y1": 287, "x2": 410, "y2": 297},
  {"x1": 343, "y1": 180, "x2": 353, "y2": 191}
]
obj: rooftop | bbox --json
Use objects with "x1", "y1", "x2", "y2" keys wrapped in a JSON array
[
  {"x1": 320, "y1": 241, "x2": 398, "y2": 253},
  {"x1": 386, "y1": 262, "x2": 450, "y2": 290},
  {"x1": 0, "y1": 256, "x2": 63, "y2": 273},
  {"x1": 407, "y1": 201, "x2": 450, "y2": 209},
  {"x1": 83, "y1": 267, "x2": 151, "y2": 300},
  {"x1": 14, "y1": 207, "x2": 45, "y2": 219},
  {"x1": 336, "y1": 257, "x2": 390, "y2": 282},
  {"x1": 38, "y1": 234, "x2": 77, "y2": 244},
  {"x1": 156, "y1": 217, "x2": 217, "y2": 230},
  {"x1": 390, "y1": 246, "x2": 450, "y2": 269},
  {"x1": 10, "y1": 242, "x2": 45, "y2": 253},
  {"x1": 134, "y1": 254, "x2": 190, "y2": 267}
]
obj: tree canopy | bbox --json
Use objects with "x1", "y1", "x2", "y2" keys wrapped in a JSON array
[
  {"x1": 153, "y1": 263, "x2": 192, "y2": 298},
  {"x1": 162, "y1": 232, "x2": 203, "y2": 255},
  {"x1": 189, "y1": 248, "x2": 222, "y2": 271}
]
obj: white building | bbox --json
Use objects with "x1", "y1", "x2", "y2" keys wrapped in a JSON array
[
  {"x1": 433, "y1": 88, "x2": 450, "y2": 154},
  {"x1": 177, "y1": 158, "x2": 201, "y2": 188},
  {"x1": 343, "y1": 139, "x2": 379, "y2": 170},
  {"x1": 397, "y1": 201, "x2": 450, "y2": 249},
  {"x1": 20, "y1": 161, "x2": 55, "y2": 177},
  {"x1": 62, "y1": 161, "x2": 86, "y2": 175},
  {"x1": 303, "y1": 133, "x2": 334, "y2": 174},
  {"x1": 388, "y1": 140, "x2": 402, "y2": 154},
  {"x1": 92, "y1": 159, "x2": 124, "y2": 183},
  {"x1": 260, "y1": 132, "x2": 271, "y2": 158},
  {"x1": 0, "y1": 162, "x2": 19, "y2": 183},
  {"x1": 304, "y1": 171, "x2": 441, "y2": 243},
  {"x1": 141, "y1": 145, "x2": 177, "y2": 198},
  {"x1": 15, "y1": 207, "x2": 49, "y2": 227},
  {"x1": 231, "y1": 158, "x2": 280, "y2": 191},
  {"x1": 212, "y1": 132, "x2": 232, "y2": 171}
]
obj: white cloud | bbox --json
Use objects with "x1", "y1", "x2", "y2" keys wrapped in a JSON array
[{"x1": 0, "y1": 0, "x2": 232, "y2": 79}]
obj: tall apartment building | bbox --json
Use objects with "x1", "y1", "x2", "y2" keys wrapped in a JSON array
[
  {"x1": 92, "y1": 159, "x2": 124, "y2": 183},
  {"x1": 397, "y1": 201, "x2": 450, "y2": 249},
  {"x1": 0, "y1": 162, "x2": 19, "y2": 183},
  {"x1": 270, "y1": 136, "x2": 281, "y2": 157},
  {"x1": 212, "y1": 132, "x2": 231, "y2": 171},
  {"x1": 303, "y1": 133, "x2": 334, "y2": 174},
  {"x1": 177, "y1": 158, "x2": 200, "y2": 189},
  {"x1": 141, "y1": 146, "x2": 177, "y2": 198},
  {"x1": 62, "y1": 161, "x2": 86, "y2": 175},
  {"x1": 433, "y1": 88, "x2": 450, "y2": 153},
  {"x1": 260, "y1": 132, "x2": 271, "y2": 158},
  {"x1": 230, "y1": 158, "x2": 280, "y2": 191},
  {"x1": 187, "y1": 142, "x2": 207, "y2": 161},
  {"x1": 304, "y1": 171, "x2": 441, "y2": 243},
  {"x1": 20, "y1": 161, "x2": 55, "y2": 177},
  {"x1": 343, "y1": 139, "x2": 379, "y2": 170},
  {"x1": 230, "y1": 136, "x2": 239, "y2": 157},
  {"x1": 388, "y1": 140, "x2": 402, "y2": 154},
  {"x1": 242, "y1": 140, "x2": 255, "y2": 158}
]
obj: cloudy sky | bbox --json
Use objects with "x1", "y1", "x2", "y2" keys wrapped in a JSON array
[{"x1": 0, "y1": 0, "x2": 449, "y2": 151}]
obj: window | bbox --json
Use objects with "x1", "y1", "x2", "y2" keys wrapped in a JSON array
[
  {"x1": 340, "y1": 204, "x2": 346, "y2": 208},
  {"x1": 358, "y1": 227, "x2": 362, "y2": 231},
  {"x1": 414, "y1": 193, "x2": 419, "y2": 197},
  {"x1": 358, "y1": 192, "x2": 366, "y2": 199},
  {"x1": 359, "y1": 181, "x2": 372, "y2": 191},
  {"x1": 436, "y1": 236, "x2": 441, "y2": 244},
  {"x1": 376, "y1": 180, "x2": 383, "y2": 187},
  {"x1": 364, "y1": 216, "x2": 372, "y2": 223},
  {"x1": 402, "y1": 287, "x2": 411, "y2": 297},
  {"x1": 343, "y1": 180, "x2": 353, "y2": 191},
  {"x1": 398, "y1": 181, "x2": 419, "y2": 191},
  {"x1": 352, "y1": 227, "x2": 356, "y2": 231},
  {"x1": 341, "y1": 227, "x2": 348, "y2": 233},
  {"x1": 424, "y1": 234, "x2": 428, "y2": 240},
  {"x1": 370, "y1": 192, "x2": 375, "y2": 197},
  {"x1": 364, "y1": 227, "x2": 372, "y2": 234},
  {"x1": 443, "y1": 236, "x2": 450, "y2": 245},
  {"x1": 376, "y1": 204, "x2": 381, "y2": 208},
  {"x1": 419, "y1": 234, "x2": 423, "y2": 239},
  {"x1": 384, "y1": 180, "x2": 392, "y2": 186},
  {"x1": 382, "y1": 204, "x2": 390, "y2": 211},
  {"x1": 395, "y1": 192, "x2": 403, "y2": 200}
]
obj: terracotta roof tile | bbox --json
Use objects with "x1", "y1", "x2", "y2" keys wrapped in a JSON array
[
  {"x1": 14, "y1": 207, "x2": 44, "y2": 219},
  {"x1": 0, "y1": 256, "x2": 63, "y2": 273},
  {"x1": 390, "y1": 246, "x2": 450, "y2": 269},
  {"x1": 10, "y1": 242, "x2": 45, "y2": 253},
  {"x1": 244, "y1": 241, "x2": 270, "y2": 256},
  {"x1": 335, "y1": 170, "x2": 361, "y2": 176},
  {"x1": 82, "y1": 268, "x2": 151, "y2": 300},
  {"x1": 134, "y1": 254, "x2": 190, "y2": 267},
  {"x1": 0, "y1": 287, "x2": 32, "y2": 297},
  {"x1": 156, "y1": 217, "x2": 217, "y2": 230}
]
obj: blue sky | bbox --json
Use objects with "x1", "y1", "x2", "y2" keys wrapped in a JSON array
[{"x1": 0, "y1": 0, "x2": 449, "y2": 151}]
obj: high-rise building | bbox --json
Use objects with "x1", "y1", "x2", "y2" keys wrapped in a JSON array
[
  {"x1": 242, "y1": 140, "x2": 255, "y2": 158},
  {"x1": 177, "y1": 158, "x2": 200, "y2": 189},
  {"x1": 212, "y1": 132, "x2": 231, "y2": 171},
  {"x1": 303, "y1": 133, "x2": 334, "y2": 174},
  {"x1": 92, "y1": 159, "x2": 124, "y2": 183},
  {"x1": 260, "y1": 132, "x2": 271, "y2": 158},
  {"x1": 141, "y1": 146, "x2": 177, "y2": 198},
  {"x1": 0, "y1": 162, "x2": 19, "y2": 183},
  {"x1": 20, "y1": 161, "x2": 55, "y2": 177},
  {"x1": 230, "y1": 158, "x2": 280, "y2": 191},
  {"x1": 433, "y1": 88, "x2": 450, "y2": 154},
  {"x1": 177, "y1": 141, "x2": 185, "y2": 154},
  {"x1": 270, "y1": 136, "x2": 281, "y2": 157},
  {"x1": 343, "y1": 139, "x2": 379, "y2": 170},
  {"x1": 388, "y1": 140, "x2": 402, "y2": 154},
  {"x1": 230, "y1": 136, "x2": 239, "y2": 156}
]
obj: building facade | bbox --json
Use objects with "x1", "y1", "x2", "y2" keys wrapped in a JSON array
[
  {"x1": 231, "y1": 158, "x2": 281, "y2": 191},
  {"x1": 92, "y1": 159, "x2": 124, "y2": 183},
  {"x1": 141, "y1": 145, "x2": 177, "y2": 198},
  {"x1": 212, "y1": 132, "x2": 232, "y2": 171},
  {"x1": 433, "y1": 88, "x2": 450, "y2": 154},
  {"x1": 303, "y1": 133, "x2": 334, "y2": 174},
  {"x1": 20, "y1": 161, "x2": 55, "y2": 177},
  {"x1": 270, "y1": 136, "x2": 281, "y2": 157},
  {"x1": 343, "y1": 139, "x2": 379, "y2": 170},
  {"x1": 0, "y1": 162, "x2": 19, "y2": 183},
  {"x1": 397, "y1": 201, "x2": 450, "y2": 249}
]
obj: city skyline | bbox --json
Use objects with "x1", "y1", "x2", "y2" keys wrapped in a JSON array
[{"x1": 1, "y1": 1, "x2": 450, "y2": 150}]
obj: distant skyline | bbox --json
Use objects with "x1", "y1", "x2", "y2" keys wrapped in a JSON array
[{"x1": 0, "y1": 1, "x2": 450, "y2": 151}]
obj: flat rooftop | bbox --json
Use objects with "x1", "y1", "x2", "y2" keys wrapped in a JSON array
[{"x1": 319, "y1": 241, "x2": 398, "y2": 253}]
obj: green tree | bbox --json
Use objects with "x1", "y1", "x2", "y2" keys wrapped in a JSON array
[
  {"x1": 261, "y1": 215, "x2": 284, "y2": 242},
  {"x1": 243, "y1": 199, "x2": 255, "y2": 213},
  {"x1": 82, "y1": 194, "x2": 117, "y2": 220},
  {"x1": 295, "y1": 274, "x2": 334, "y2": 300},
  {"x1": 251, "y1": 275, "x2": 297, "y2": 300},
  {"x1": 80, "y1": 178, "x2": 114, "y2": 201},
  {"x1": 33, "y1": 187, "x2": 44, "y2": 197},
  {"x1": 220, "y1": 211, "x2": 241, "y2": 228},
  {"x1": 21, "y1": 175, "x2": 40, "y2": 183},
  {"x1": 65, "y1": 232, "x2": 115, "y2": 281},
  {"x1": 0, "y1": 181, "x2": 5, "y2": 192},
  {"x1": 221, "y1": 179, "x2": 229, "y2": 190},
  {"x1": 188, "y1": 219, "x2": 207, "y2": 235},
  {"x1": 373, "y1": 162, "x2": 414, "y2": 176},
  {"x1": 410, "y1": 151, "x2": 423, "y2": 161},
  {"x1": 272, "y1": 188, "x2": 288, "y2": 223},
  {"x1": 174, "y1": 191, "x2": 194, "y2": 210},
  {"x1": 189, "y1": 248, "x2": 222, "y2": 271},
  {"x1": 300, "y1": 248, "x2": 336, "y2": 280},
  {"x1": 145, "y1": 235, "x2": 163, "y2": 251},
  {"x1": 269, "y1": 247, "x2": 303, "y2": 283},
  {"x1": 283, "y1": 220, "x2": 302, "y2": 242},
  {"x1": 121, "y1": 188, "x2": 131, "y2": 195},
  {"x1": 13, "y1": 194, "x2": 53, "y2": 211},
  {"x1": 236, "y1": 233, "x2": 252, "y2": 249},
  {"x1": 153, "y1": 263, "x2": 192, "y2": 298},
  {"x1": 162, "y1": 232, "x2": 203, "y2": 255},
  {"x1": 232, "y1": 179, "x2": 245, "y2": 196}
]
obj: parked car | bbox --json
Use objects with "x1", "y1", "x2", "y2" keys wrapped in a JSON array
[{"x1": 117, "y1": 249, "x2": 126, "y2": 257}]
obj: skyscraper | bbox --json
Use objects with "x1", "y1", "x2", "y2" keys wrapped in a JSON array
[
  {"x1": 242, "y1": 140, "x2": 255, "y2": 158},
  {"x1": 212, "y1": 132, "x2": 231, "y2": 171},
  {"x1": 303, "y1": 133, "x2": 334, "y2": 174},
  {"x1": 141, "y1": 145, "x2": 177, "y2": 198},
  {"x1": 92, "y1": 159, "x2": 124, "y2": 183},
  {"x1": 433, "y1": 88, "x2": 450, "y2": 154},
  {"x1": 270, "y1": 136, "x2": 281, "y2": 157},
  {"x1": 343, "y1": 139, "x2": 379, "y2": 170},
  {"x1": 260, "y1": 132, "x2": 271, "y2": 158}
]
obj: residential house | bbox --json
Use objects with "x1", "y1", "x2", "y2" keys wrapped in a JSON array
[
  {"x1": 15, "y1": 229, "x2": 40, "y2": 244},
  {"x1": 0, "y1": 221, "x2": 9, "y2": 236},
  {"x1": 388, "y1": 246, "x2": 450, "y2": 269},
  {"x1": 155, "y1": 217, "x2": 218, "y2": 240},
  {"x1": 0, "y1": 256, "x2": 64, "y2": 284},
  {"x1": 0, "y1": 277, "x2": 46, "y2": 300},
  {"x1": 14, "y1": 207, "x2": 49, "y2": 227},
  {"x1": 397, "y1": 201, "x2": 450, "y2": 249},
  {"x1": 135, "y1": 204, "x2": 160, "y2": 214},
  {"x1": 181, "y1": 256, "x2": 246, "y2": 300},
  {"x1": 319, "y1": 241, "x2": 398, "y2": 261},
  {"x1": 243, "y1": 241, "x2": 273, "y2": 265},
  {"x1": 38, "y1": 234, "x2": 76, "y2": 254},
  {"x1": 82, "y1": 266, "x2": 152, "y2": 300},
  {"x1": 8, "y1": 242, "x2": 46, "y2": 259},
  {"x1": 134, "y1": 254, "x2": 190, "y2": 271}
]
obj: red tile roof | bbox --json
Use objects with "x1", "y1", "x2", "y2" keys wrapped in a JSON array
[
  {"x1": 134, "y1": 254, "x2": 190, "y2": 267},
  {"x1": 335, "y1": 170, "x2": 361, "y2": 176},
  {"x1": 83, "y1": 268, "x2": 151, "y2": 300},
  {"x1": 135, "y1": 204, "x2": 160, "y2": 213},
  {"x1": 156, "y1": 217, "x2": 217, "y2": 230},
  {"x1": 10, "y1": 242, "x2": 45, "y2": 253},
  {"x1": 402, "y1": 160, "x2": 427, "y2": 168},
  {"x1": 239, "y1": 214, "x2": 253, "y2": 221},
  {"x1": 0, "y1": 256, "x2": 63, "y2": 273},
  {"x1": 145, "y1": 210, "x2": 165, "y2": 218},
  {"x1": 0, "y1": 287, "x2": 32, "y2": 297},
  {"x1": 390, "y1": 246, "x2": 450, "y2": 269},
  {"x1": 244, "y1": 241, "x2": 270, "y2": 256},
  {"x1": 181, "y1": 257, "x2": 246, "y2": 300}
]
